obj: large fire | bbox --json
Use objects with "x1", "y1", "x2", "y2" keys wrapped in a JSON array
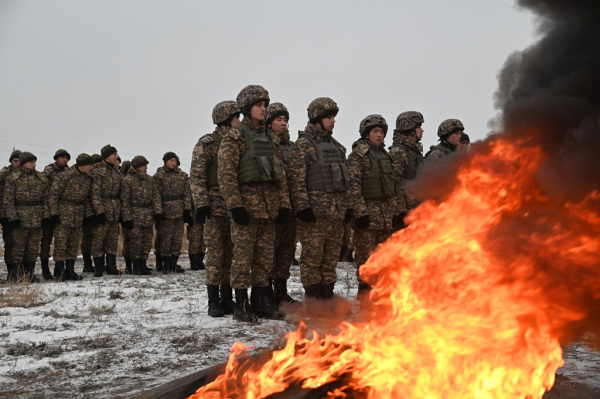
[{"x1": 188, "y1": 135, "x2": 599, "y2": 398}]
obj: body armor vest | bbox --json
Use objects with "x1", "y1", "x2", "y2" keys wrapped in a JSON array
[
  {"x1": 207, "y1": 132, "x2": 223, "y2": 188},
  {"x1": 395, "y1": 143, "x2": 423, "y2": 180},
  {"x1": 237, "y1": 124, "x2": 283, "y2": 185},
  {"x1": 279, "y1": 142, "x2": 291, "y2": 169},
  {"x1": 426, "y1": 143, "x2": 453, "y2": 158},
  {"x1": 361, "y1": 148, "x2": 396, "y2": 200},
  {"x1": 303, "y1": 135, "x2": 349, "y2": 193}
]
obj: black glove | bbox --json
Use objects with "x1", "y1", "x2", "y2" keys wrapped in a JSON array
[
  {"x1": 183, "y1": 210, "x2": 194, "y2": 226},
  {"x1": 392, "y1": 212, "x2": 407, "y2": 230},
  {"x1": 51, "y1": 215, "x2": 61, "y2": 225},
  {"x1": 196, "y1": 206, "x2": 210, "y2": 224},
  {"x1": 355, "y1": 215, "x2": 370, "y2": 230},
  {"x1": 85, "y1": 215, "x2": 99, "y2": 228},
  {"x1": 97, "y1": 213, "x2": 107, "y2": 225},
  {"x1": 297, "y1": 208, "x2": 316, "y2": 223},
  {"x1": 344, "y1": 209, "x2": 354, "y2": 223},
  {"x1": 277, "y1": 208, "x2": 292, "y2": 225},
  {"x1": 230, "y1": 207, "x2": 250, "y2": 225},
  {"x1": 9, "y1": 219, "x2": 21, "y2": 228},
  {"x1": 0, "y1": 217, "x2": 8, "y2": 227},
  {"x1": 122, "y1": 220, "x2": 134, "y2": 229},
  {"x1": 42, "y1": 218, "x2": 51, "y2": 227},
  {"x1": 154, "y1": 213, "x2": 163, "y2": 222}
]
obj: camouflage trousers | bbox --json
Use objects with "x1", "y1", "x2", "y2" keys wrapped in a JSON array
[
  {"x1": 128, "y1": 225, "x2": 153, "y2": 260},
  {"x1": 272, "y1": 217, "x2": 297, "y2": 280},
  {"x1": 230, "y1": 218, "x2": 275, "y2": 289},
  {"x1": 158, "y1": 218, "x2": 184, "y2": 257},
  {"x1": 11, "y1": 226, "x2": 42, "y2": 263},
  {"x1": 40, "y1": 224, "x2": 54, "y2": 260},
  {"x1": 341, "y1": 221, "x2": 354, "y2": 250},
  {"x1": 91, "y1": 221, "x2": 119, "y2": 257},
  {"x1": 205, "y1": 216, "x2": 233, "y2": 286},
  {"x1": 187, "y1": 223, "x2": 205, "y2": 255},
  {"x1": 297, "y1": 217, "x2": 344, "y2": 287},
  {"x1": 354, "y1": 228, "x2": 391, "y2": 283},
  {"x1": 53, "y1": 225, "x2": 82, "y2": 261},
  {"x1": 80, "y1": 224, "x2": 93, "y2": 254},
  {"x1": 122, "y1": 228, "x2": 131, "y2": 259},
  {"x1": 2, "y1": 225, "x2": 15, "y2": 264}
]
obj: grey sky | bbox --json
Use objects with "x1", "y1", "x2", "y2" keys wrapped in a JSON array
[{"x1": 0, "y1": 0, "x2": 535, "y2": 173}]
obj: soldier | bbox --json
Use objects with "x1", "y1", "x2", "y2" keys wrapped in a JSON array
[
  {"x1": 120, "y1": 156, "x2": 162, "y2": 275},
  {"x1": 1, "y1": 150, "x2": 22, "y2": 277},
  {"x1": 458, "y1": 132, "x2": 471, "y2": 151},
  {"x1": 48, "y1": 154, "x2": 95, "y2": 281},
  {"x1": 266, "y1": 102, "x2": 298, "y2": 307},
  {"x1": 154, "y1": 151, "x2": 193, "y2": 274},
  {"x1": 348, "y1": 115, "x2": 399, "y2": 296},
  {"x1": 3, "y1": 152, "x2": 50, "y2": 282},
  {"x1": 287, "y1": 97, "x2": 352, "y2": 301},
  {"x1": 389, "y1": 111, "x2": 425, "y2": 216},
  {"x1": 425, "y1": 119, "x2": 464, "y2": 160},
  {"x1": 186, "y1": 211, "x2": 206, "y2": 271},
  {"x1": 40, "y1": 149, "x2": 70, "y2": 280},
  {"x1": 119, "y1": 160, "x2": 133, "y2": 274},
  {"x1": 79, "y1": 153, "x2": 103, "y2": 274},
  {"x1": 190, "y1": 100, "x2": 240, "y2": 317},
  {"x1": 218, "y1": 85, "x2": 291, "y2": 322},
  {"x1": 89, "y1": 145, "x2": 122, "y2": 277}
]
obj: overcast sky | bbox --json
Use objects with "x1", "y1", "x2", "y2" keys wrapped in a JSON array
[{"x1": 0, "y1": 0, "x2": 536, "y2": 173}]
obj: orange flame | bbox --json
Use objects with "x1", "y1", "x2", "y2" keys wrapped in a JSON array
[{"x1": 189, "y1": 137, "x2": 600, "y2": 399}]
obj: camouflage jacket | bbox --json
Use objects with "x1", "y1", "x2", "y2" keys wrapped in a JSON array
[
  {"x1": 0, "y1": 165, "x2": 17, "y2": 218},
  {"x1": 153, "y1": 166, "x2": 192, "y2": 220},
  {"x1": 217, "y1": 118, "x2": 291, "y2": 219},
  {"x1": 3, "y1": 167, "x2": 50, "y2": 228},
  {"x1": 426, "y1": 141, "x2": 456, "y2": 160},
  {"x1": 347, "y1": 139, "x2": 399, "y2": 230},
  {"x1": 271, "y1": 129, "x2": 295, "y2": 169},
  {"x1": 43, "y1": 162, "x2": 68, "y2": 184},
  {"x1": 89, "y1": 161, "x2": 122, "y2": 221},
  {"x1": 389, "y1": 133, "x2": 422, "y2": 210},
  {"x1": 121, "y1": 169, "x2": 162, "y2": 227},
  {"x1": 48, "y1": 165, "x2": 93, "y2": 228},
  {"x1": 287, "y1": 123, "x2": 351, "y2": 220},
  {"x1": 190, "y1": 127, "x2": 229, "y2": 217}
]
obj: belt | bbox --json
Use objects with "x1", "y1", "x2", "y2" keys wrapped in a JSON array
[
  {"x1": 60, "y1": 198, "x2": 84, "y2": 206},
  {"x1": 15, "y1": 201, "x2": 42, "y2": 207},
  {"x1": 162, "y1": 195, "x2": 183, "y2": 202},
  {"x1": 131, "y1": 202, "x2": 152, "y2": 208},
  {"x1": 101, "y1": 195, "x2": 119, "y2": 200}
]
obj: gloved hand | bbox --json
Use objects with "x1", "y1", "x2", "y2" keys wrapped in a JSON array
[
  {"x1": 122, "y1": 220, "x2": 134, "y2": 230},
  {"x1": 355, "y1": 215, "x2": 370, "y2": 230},
  {"x1": 154, "y1": 213, "x2": 163, "y2": 222},
  {"x1": 196, "y1": 206, "x2": 211, "y2": 224},
  {"x1": 42, "y1": 218, "x2": 51, "y2": 227},
  {"x1": 183, "y1": 210, "x2": 194, "y2": 226},
  {"x1": 344, "y1": 209, "x2": 354, "y2": 223},
  {"x1": 0, "y1": 217, "x2": 8, "y2": 227},
  {"x1": 51, "y1": 215, "x2": 61, "y2": 225},
  {"x1": 85, "y1": 215, "x2": 99, "y2": 228},
  {"x1": 230, "y1": 207, "x2": 250, "y2": 225},
  {"x1": 97, "y1": 213, "x2": 107, "y2": 225},
  {"x1": 296, "y1": 208, "x2": 316, "y2": 223},
  {"x1": 9, "y1": 219, "x2": 21, "y2": 228},
  {"x1": 277, "y1": 208, "x2": 292, "y2": 224}
]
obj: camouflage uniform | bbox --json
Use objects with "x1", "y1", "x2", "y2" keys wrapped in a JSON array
[
  {"x1": 186, "y1": 209, "x2": 205, "y2": 267},
  {"x1": 119, "y1": 160, "x2": 132, "y2": 269},
  {"x1": 425, "y1": 119, "x2": 463, "y2": 160},
  {"x1": 80, "y1": 154, "x2": 103, "y2": 266},
  {"x1": 0, "y1": 151, "x2": 21, "y2": 266}
]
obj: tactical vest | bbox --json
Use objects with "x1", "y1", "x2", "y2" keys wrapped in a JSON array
[
  {"x1": 395, "y1": 143, "x2": 423, "y2": 180},
  {"x1": 426, "y1": 143, "x2": 453, "y2": 158},
  {"x1": 206, "y1": 132, "x2": 223, "y2": 188},
  {"x1": 237, "y1": 124, "x2": 283, "y2": 185},
  {"x1": 361, "y1": 148, "x2": 396, "y2": 200},
  {"x1": 304, "y1": 135, "x2": 349, "y2": 193}
]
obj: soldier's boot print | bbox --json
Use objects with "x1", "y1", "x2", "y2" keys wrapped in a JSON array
[
  {"x1": 141, "y1": 259, "x2": 154, "y2": 274},
  {"x1": 189, "y1": 253, "x2": 201, "y2": 271},
  {"x1": 162, "y1": 256, "x2": 172, "y2": 275},
  {"x1": 105, "y1": 254, "x2": 119, "y2": 275},
  {"x1": 82, "y1": 253, "x2": 95, "y2": 273},
  {"x1": 124, "y1": 257, "x2": 133, "y2": 275},
  {"x1": 198, "y1": 252, "x2": 205, "y2": 270},
  {"x1": 65, "y1": 260, "x2": 83, "y2": 281},
  {"x1": 54, "y1": 261, "x2": 65, "y2": 281},
  {"x1": 25, "y1": 262, "x2": 38, "y2": 283},
  {"x1": 40, "y1": 258, "x2": 53, "y2": 281},
  {"x1": 93, "y1": 255, "x2": 105, "y2": 277},
  {"x1": 274, "y1": 278, "x2": 299, "y2": 306},
  {"x1": 155, "y1": 252, "x2": 163, "y2": 272},
  {"x1": 233, "y1": 288, "x2": 256, "y2": 323},
  {"x1": 320, "y1": 282, "x2": 336, "y2": 300},
  {"x1": 304, "y1": 284, "x2": 321, "y2": 299},
  {"x1": 219, "y1": 284, "x2": 235, "y2": 315},
  {"x1": 207, "y1": 286, "x2": 224, "y2": 317},
  {"x1": 172, "y1": 255, "x2": 185, "y2": 273},
  {"x1": 133, "y1": 259, "x2": 152, "y2": 276},
  {"x1": 251, "y1": 286, "x2": 284, "y2": 320},
  {"x1": 6, "y1": 263, "x2": 18, "y2": 283}
]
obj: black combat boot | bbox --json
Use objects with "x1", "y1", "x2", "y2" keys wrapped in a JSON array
[
  {"x1": 303, "y1": 284, "x2": 321, "y2": 299},
  {"x1": 219, "y1": 284, "x2": 235, "y2": 314},
  {"x1": 93, "y1": 255, "x2": 105, "y2": 277},
  {"x1": 6, "y1": 263, "x2": 18, "y2": 283},
  {"x1": 197, "y1": 252, "x2": 205, "y2": 270},
  {"x1": 64, "y1": 260, "x2": 83, "y2": 281},
  {"x1": 82, "y1": 253, "x2": 95, "y2": 273},
  {"x1": 141, "y1": 258, "x2": 154, "y2": 274},
  {"x1": 172, "y1": 255, "x2": 185, "y2": 273},
  {"x1": 340, "y1": 247, "x2": 354, "y2": 262},
  {"x1": 320, "y1": 282, "x2": 336, "y2": 300},
  {"x1": 233, "y1": 288, "x2": 256, "y2": 322},
  {"x1": 155, "y1": 252, "x2": 163, "y2": 272},
  {"x1": 26, "y1": 262, "x2": 39, "y2": 283},
  {"x1": 263, "y1": 280, "x2": 277, "y2": 309},
  {"x1": 105, "y1": 254, "x2": 119, "y2": 275},
  {"x1": 189, "y1": 253, "x2": 200, "y2": 270},
  {"x1": 274, "y1": 278, "x2": 298, "y2": 306},
  {"x1": 207, "y1": 285, "x2": 224, "y2": 317},
  {"x1": 40, "y1": 258, "x2": 53, "y2": 280},
  {"x1": 133, "y1": 259, "x2": 152, "y2": 275},
  {"x1": 124, "y1": 257, "x2": 133, "y2": 274},
  {"x1": 162, "y1": 256, "x2": 172, "y2": 274},
  {"x1": 54, "y1": 261, "x2": 65, "y2": 281},
  {"x1": 251, "y1": 286, "x2": 284, "y2": 320}
]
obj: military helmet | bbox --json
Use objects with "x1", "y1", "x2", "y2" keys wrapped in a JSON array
[
  {"x1": 54, "y1": 149, "x2": 71, "y2": 161},
  {"x1": 236, "y1": 85, "x2": 270, "y2": 109},
  {"x1": 131, "y1": 156, "x2": 149, "y2": 168},
  {"x1": 437, "y1": 119, "x2": 465, "y2": 137},
  {"x1": 212, "y1": 101, "x2": 241, "y2": 125},
  {"x1": 307, "y1": 97, "x2": 339, "y2": 122},
  {"x1": 396, "y1": 111, "x2": 424, "y2": 132},
  {"x1": 265, "y1": 102, "x2": 290, "y2": 126},
  {"x1": 359, "y1": 114, "x2": 388, "y2": 137}
]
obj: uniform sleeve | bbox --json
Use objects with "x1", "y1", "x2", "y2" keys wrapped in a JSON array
[
  {"x1": 90, "y1": 169, "x2": 105, "y2": 216},
  {"x1": 189, "y1": 140, "x2": 211, "y2": 209},
  {"x1": 83, "y1": 179, "x2": 94, "y2": 218},
  {"x1": 389, "y1": 148, "x2": 408, "y2": 214},
  {"x1": 120, "y1": 178, "x2": 132, "y2": 222},
  {"x1": 48, "y1": 174, "x2": 66, "y2": 216},
  {"x1": 287, "y1": 139, "x2": 311, "y2": 212},
  {"x1": 3, "y1": 177, "x2": 18, "y2": 222},
  {"x1": 217, "y1": 131, "x2": 244, "y2": 211},
  {"x1": 273, "y1": 144, "x2": 292, "y2": 210},
  {"x1": 183, "y1": 172, "x2": 192, "y2": 212},
  {"x1": 152, "y1": 177, "x2": 162, "y2": 215},
  {"x1": 0, "y1": 175, "x2": 6, "y2": 219},
  {"x1": 347, "y1": 151, "x2": 368, "y2": 218}
]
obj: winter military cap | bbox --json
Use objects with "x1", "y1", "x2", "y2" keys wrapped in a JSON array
[
  {"x1": 131, "y1": 156, "x2": 149, "y2": 168},
  {"x1": 54, "y1": 149, "x2": 71, "y2": 161},
  {"x1": 437, "y1": 119, "x2": 465, "y2": 137},
  {"x1": 75, "y1": 153, "x2": 94, "y2": 166},
  {"x1": 19, "y1": 151, "x2": 37, "y2": 165},
  {"x1": 91, "y1": 153, "x2": 103, "y2": 164},
  {"x1": 163, "y1": 152, "x2": 178, "y2": 163},
  {"x1": 121, "y1": 160, "x2": 132, "y2": 174},
  {"x1": 308, "y1": 97, "x2": 339, "y2": 123},
  {"x1": 212, "y1": 100, "x2": 241, "y2": 125},
  {"x1": 236, "y1": 85, "x2": 270, "y2": 109},
  {"x1": 265, "y1": 102, "x2": 290, "y2": 127},
  {"x1": 460, "y1": 132, "x2": 470, "y2": 143},
  {"x1": 101, "y1": 144, "x2": 118, "y2": 159},
  {"x1": 359, "y1": 114, "x2": 388, "y2": 137},
  {"x1": 9, "y1": 150, "x2": 22, "y2": 162},
  {"x1": 396, "y1": 111, "x2": 424, "y2": 132}
]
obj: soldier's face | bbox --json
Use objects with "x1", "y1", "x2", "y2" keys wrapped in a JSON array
[
  {"x1": 415, "y1": 126, "x2": 424, "y2": 141},
  {"x1": 78, "y1": 164, "x2": 93, "y2": 174},
  {"x1": 447, "y1": 131, "x2": 462, "y2": 146},
  {"x1": 22, "y1": 161, "x2": 36, "y2": 170},
  {"x1": 368, "y1": 127, "x2": 385, "y2": 146},
  {"x1": 11, "y1": 159, "x2": 20, "y2": 168},
  {"x1": 136, "y1": 165, "x2": 148, "y2": 174},
  {"x1": 106, "y1": 152, "x2": 119, "y2": 165},
  {"x1": 250, "y1": 101, "x2": 266, "y2": 122},
  {"x1": 231, "y1": 114, "x2": 241, "y2": 128},
  {"x1": 270, "y1": 116, "x2": 288, "y2": 134},
  {"x1": 321, "y1": 115, "x2": 335, "y2": 132},
  {"x1": 56, "y1": 156, "x2": 69, "y2": 167},
  {"x1": 165, "y1": 158, "x2": 178, "y2": 170}
]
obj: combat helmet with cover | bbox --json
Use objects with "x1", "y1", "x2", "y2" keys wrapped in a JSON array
[
  {"x1": 437, "y1": 119, "x2": 464, "y2": 138},
  {"x1": 307, "y1": 97, "x2": 339, "y2": 123},
  {"x1": 359, "y1": 114, "x2": 388, "y2": 138},
  {"x1": 236, "y1": 85, "x2": 270, "y2": 113},
  {"x1": 396, "y1": 111, "x2": 424, "y2": 133},
  {"x1": 265, "y1": 102, "x2": 290, "y2": 127},
  {"x1": 212, "y1": 101, "x2": 240, "y2": 125}
]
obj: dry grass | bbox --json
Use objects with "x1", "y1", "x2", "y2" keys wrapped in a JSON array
[{"x1": 0, "y1": 282, "x2": 46, "y2": 308}]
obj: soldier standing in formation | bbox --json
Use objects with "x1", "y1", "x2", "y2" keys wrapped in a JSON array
[
  {"x1": 218, "y1": 85, "x2": 291, "y2": 322},
  {"x1": 191, "y1": 100, "x2": 240, "y2": 317},
  {"x1": 1, "y1": 150, "x2": 22, "y2": 275},
  {"x1": 426, "y1": 119, "x2": 465, "y2": 160},
  {"x1": 119, "y1": 160, "x2": 133, "y2": 274},
  {"x1": 287, "y1": 97, "x2": 352, "y2": 300},
  {"x1": 80, "y1": 153, "x2": 103, "y2": 274}
]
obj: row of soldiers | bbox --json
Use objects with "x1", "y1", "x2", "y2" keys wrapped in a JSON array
[{"x1": 0, "y1": 84, "x2": 471, "y2": 324}]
